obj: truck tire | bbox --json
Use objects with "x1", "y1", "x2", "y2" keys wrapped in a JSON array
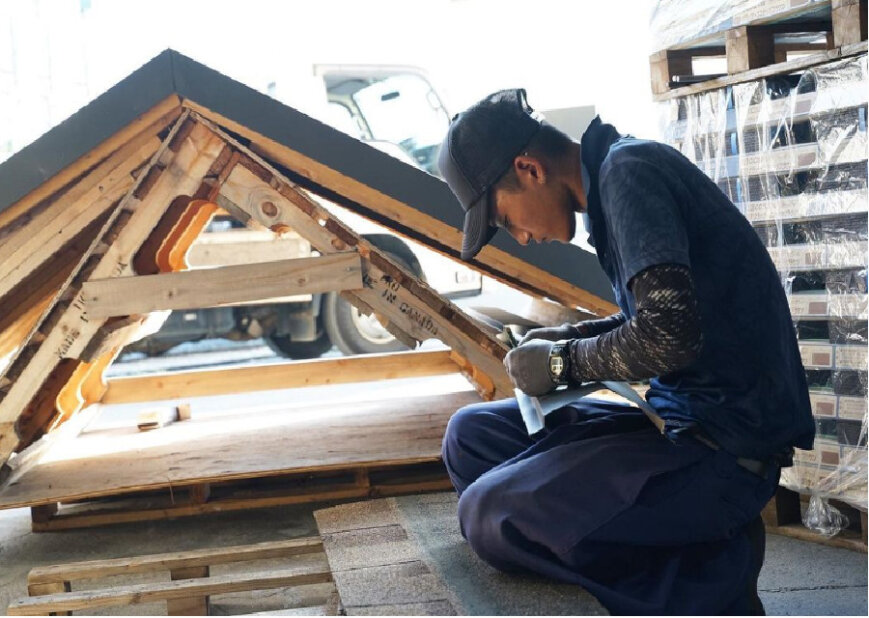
[
  {"x1": 323, "y1": 236, "x2": 423, "y2": 356},
  {"x1": 265, "y1": 330, "x2": 332, "y2": 359}
]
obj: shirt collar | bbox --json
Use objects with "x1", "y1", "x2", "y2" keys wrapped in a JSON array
[{"x1": 580, "y1": 160, "x2": 594, "y2": 246}]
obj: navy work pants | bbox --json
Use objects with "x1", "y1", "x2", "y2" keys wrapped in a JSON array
[{"x1": 441, "y1": 397, "x2": 780, "y2": 615}]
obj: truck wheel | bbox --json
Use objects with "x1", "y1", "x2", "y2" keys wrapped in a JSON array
[
  {"x1": 265, "y1": 331, "x2": 332, "y2": 359},
  {"x1": 323, "y1": 238, "x2": 423, "y2": 356}
]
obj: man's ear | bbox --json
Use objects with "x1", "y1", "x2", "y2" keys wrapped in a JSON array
[{"x1": 513, "y1": 155, "x2": 546, "y2": 185}]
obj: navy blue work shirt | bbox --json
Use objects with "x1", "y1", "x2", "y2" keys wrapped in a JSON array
[{"x1": 582, "y1": 129, "x2": 814, "y2": 461}]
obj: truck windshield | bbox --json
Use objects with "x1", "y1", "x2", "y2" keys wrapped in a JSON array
[{"x1": 351, "y1": 74, "x2": 449, "y2": 176}]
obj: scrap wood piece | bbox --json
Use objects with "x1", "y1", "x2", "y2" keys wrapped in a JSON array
[
  {"x1": 82, "y1": 252, "x2": 363, "y2": 317},
  {"x1": 0, "y1": 117, "x2": 232, "y2": 470},
  {"x1": 212, "y1": 127, "x2": 512, "y2": 399},
  {"x1": 137, "y1": 406, "x2": 180, "y2": 431}
]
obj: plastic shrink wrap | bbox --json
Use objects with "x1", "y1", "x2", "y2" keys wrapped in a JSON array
[
  {"x1": 650, "y1": 0, "x2": 832, "y2": 52},
  {"x1": 658, "y1": 53, "x2": 868, "y2": 534}
]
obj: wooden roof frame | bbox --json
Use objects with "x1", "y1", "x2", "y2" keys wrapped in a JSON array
[{"x1": 0, "y1": 50, "x2": 620, "y2": 476}]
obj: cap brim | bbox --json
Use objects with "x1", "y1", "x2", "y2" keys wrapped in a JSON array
[{"x1": 461, "y1": 192, "x2": 498, "y2": 261}]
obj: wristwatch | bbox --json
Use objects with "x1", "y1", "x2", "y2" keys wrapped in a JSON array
[{"x1": 548, "y1": 341, "x2": 571, "y2": 386}]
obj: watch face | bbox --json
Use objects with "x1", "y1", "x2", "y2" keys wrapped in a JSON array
[{"x1": 550, "y1": 355, "x2": 564, "y2": 377}]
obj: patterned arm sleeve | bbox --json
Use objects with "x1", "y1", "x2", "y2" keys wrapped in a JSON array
[
  {"x1": 575, "y1": 313, "x2": 628, "y2": 337},
  {"x1": 567, "y1": 264, "x2": 703, "y2": 382}
]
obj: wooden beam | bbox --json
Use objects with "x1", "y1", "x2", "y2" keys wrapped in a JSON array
[
  {"x1": 101, "y1": 349, "x2": 460, "y2": 404},
  {"x1": 183, "y1": 101, "x2": 617, "y2": 315},
  {"x1": 832, "y1": 0, "x2": 868, "y2": 47},
  {"x1": 0, "y1": 118, "x2": 229, "y2": 468},
  {"x1": 726, "y1": 25, "x2": 776, "y2": 74},
  {"x1": 82, "y1": 252, "x2": 363, "y2": 317},
  {"x1": 9, "y1": 562, "x2": 332, "y2": 615},
  {"x1": 0, "y1": 96, "x2": 181, "y2": 232}
]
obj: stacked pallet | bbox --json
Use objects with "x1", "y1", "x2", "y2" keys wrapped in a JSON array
[{"x1": 654, "y1": 0, "x2": 867, "y2": 529}]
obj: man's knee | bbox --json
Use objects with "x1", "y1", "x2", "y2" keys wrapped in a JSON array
[
  {"x1": 441, "y1": 403, "x2": 493, "y2": 467},
  {"x1": 457, "y1": 473, "x2": 516, "y2": 570}
]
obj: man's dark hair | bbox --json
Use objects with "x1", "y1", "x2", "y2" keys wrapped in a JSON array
[{"x1": 495, "y1": 123, "x2": 573, "y2": 193}]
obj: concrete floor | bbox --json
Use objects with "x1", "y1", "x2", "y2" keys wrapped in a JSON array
[{"x1": 0, "y1": 500, "x2": 866, "y2": 616}]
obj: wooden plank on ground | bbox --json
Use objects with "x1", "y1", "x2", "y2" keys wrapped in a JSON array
[
  {"x1": 82, "y1": 252, "x2": 363, "y2": 317},
  {"x1": 0, "y1": 389, "x2": 478, "y2": 509},
  {"x1": 102, "y1": 349, "x2": 460, "y2": 404},
  {"x1": 28, "y1": 537, "x2": 323, "y2": 584},
  {"x1": 8, "y1": 559, "x2": 332, "y2": 615}
]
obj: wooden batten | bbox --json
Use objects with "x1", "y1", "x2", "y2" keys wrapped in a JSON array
[
  {"x1": 101, "y1": 349, "x2": 460, "y2": 404},
  {"x1": 81, "y1": 252, "x2": 363, "y2": 317}
]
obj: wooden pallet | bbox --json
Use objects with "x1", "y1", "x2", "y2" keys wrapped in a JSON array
[
  {"x1": 650, "y1": 0, "x2": 867, "y2": 98},
  {"x1": 762, "y1": 485, "x2": 867, "y2": 552},
  {"x1": 29, "y1": 460, "x2": 454, "y2": 532},
  {"x1": 6, "y1": 537, "x2": 337, "y2": 616}
]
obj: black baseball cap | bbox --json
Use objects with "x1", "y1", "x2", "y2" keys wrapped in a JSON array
[{"x1": 437, "y1": 89, "x2": 543, "y2": 260}]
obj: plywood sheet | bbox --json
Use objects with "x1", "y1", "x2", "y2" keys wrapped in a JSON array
[{"x1": 0, "y1": 388, "x2": 479, "y2": 509}]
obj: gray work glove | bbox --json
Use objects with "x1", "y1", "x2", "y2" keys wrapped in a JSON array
[
  {"x1": 519, "y1": 322, "x2": 582, "y2": 346},
  {"x1": 504, "y1": 339, "x2": 557, "y2": 397}
]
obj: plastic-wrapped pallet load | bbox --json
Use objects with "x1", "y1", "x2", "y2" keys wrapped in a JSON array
[
  {"x1": 659, "y1": 53, "x2": 868, "y2": 534},
  {"x1": 650, "y1": 0, "x2": 831, "y2": 52}
]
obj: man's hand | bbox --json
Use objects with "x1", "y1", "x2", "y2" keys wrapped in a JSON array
[
  {"x1": 504, "y1": 339, "x2": 557, "y2": 396},
  {"x1": 519, "y1": 322, "x2": 581, "y2": 346}
]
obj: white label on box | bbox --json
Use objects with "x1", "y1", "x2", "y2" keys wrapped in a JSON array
[
  {"x1": 827, "y1": 241, "x2": 869, "y2": 269},
  {"x1": 838, "y1": 396, "x2": 867, "y2": 421},
  {"x1": 835, "y1": 345, "x2": 868, "y2": 371},
  {"x1": 789, "y1": 293, "x2": 828, "y2": 317},
  {"x1": 800, "y1": 343, "x2": 834, "y2": 368},
  {"x1": 793, "y1": 447, "x2": 820, "y2": 466},
  {"x1": 745, "y1": 189, "x2": 868, "y2": 224},
  {"x1": 829, "y1": 294, "x2": 869, "y2": 320}
]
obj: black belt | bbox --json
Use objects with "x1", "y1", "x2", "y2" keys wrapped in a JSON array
[
  {"x1": 690, "y1": 431, "x2": 771, "y2": 478},
  {"x1": 600, "y1": 382, "x2": 781, "y2": 479}
]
